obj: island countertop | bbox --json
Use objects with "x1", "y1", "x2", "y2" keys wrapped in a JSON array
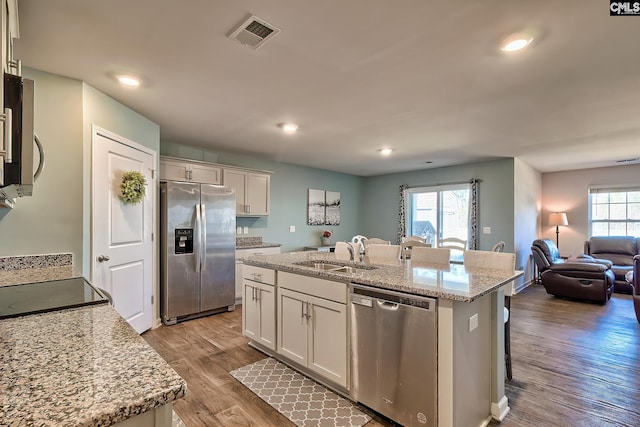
[
  {"x1": 243, "y1": 251, "x2": 523, "y2": 302},
  {"x1": 0, "y1": 304, "x2": 187, "y2": 426}
]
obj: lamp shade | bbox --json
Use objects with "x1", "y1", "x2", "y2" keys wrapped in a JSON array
[{"x1": 548, "y1": 212, "x2": 568, "y2": 226}]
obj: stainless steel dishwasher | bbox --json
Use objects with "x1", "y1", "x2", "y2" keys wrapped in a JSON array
[{"x1": 350, "y1": 284, "x2": 437, "y2": 427}]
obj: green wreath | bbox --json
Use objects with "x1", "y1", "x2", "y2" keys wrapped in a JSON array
[{"x1": 119, "y1": 171, "x2": 147, "y2": 205}]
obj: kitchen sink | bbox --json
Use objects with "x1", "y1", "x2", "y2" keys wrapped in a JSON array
[{"x1": 294, "y1": 261, "x2": 378, "y2": 272}]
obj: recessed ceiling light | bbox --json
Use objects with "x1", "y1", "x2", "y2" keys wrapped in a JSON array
[
  {"x1": 278, "y1": 123, "x2": 299, "y2": 134},
  {"x1": 499, "y1": 32, "x2": 534, "y2": 53},
  {"x1": 378, "y1": 148, "x2": 393, "y2": 156},
  {"x1": 117, "y1": 74, "x2": 141, "y2": 87}
]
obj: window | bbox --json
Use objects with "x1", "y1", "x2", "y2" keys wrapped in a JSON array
[
  {"x1": 589, "y1": 187, "x2": 640, "y2": 237},
  {"x1": 405, "y1": 184, "x2": 471, "y2": 248}
]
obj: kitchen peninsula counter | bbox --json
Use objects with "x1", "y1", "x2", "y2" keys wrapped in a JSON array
[
  {"x1": 243, "y1": 251, "x2": 522, "y2": 302},
  {"x1": 243, "y1": 251, "x2": 522, "y2": 427}
]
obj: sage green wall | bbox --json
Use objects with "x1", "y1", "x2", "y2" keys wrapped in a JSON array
[
  {"x1": 161, "y1": 141, "x2": 364, "y2": 252},
  {"x1": 0, "y1": 69, "x2": 84, "y2": 261},
  {"x1": 81, "y1": 83, "x2": 160, "y2": 274},
  {"x1": 359, "y1": 159, "x2": 515, "y2": 250},
  {"x1": 0, "y1": 68, "x2": 160, "y2": 275}
]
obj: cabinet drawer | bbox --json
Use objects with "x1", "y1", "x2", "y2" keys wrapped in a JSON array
[
  {"x1": 278, "y1": 272, "x2": 347, "y2": 304},
  {"x1": 237, "y1": 246, "x2": 281, "y2": 259},
  {"x1": 243, "y1": 265, "x2": 276, "y2": 285}
]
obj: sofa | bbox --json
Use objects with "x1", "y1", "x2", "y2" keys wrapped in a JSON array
[
  {"x1": 584, "y1": 236, "x2": 640, "y2": 294},
  {"x1": 532, "y1": 239, "x2": 615, "y2": 304}
]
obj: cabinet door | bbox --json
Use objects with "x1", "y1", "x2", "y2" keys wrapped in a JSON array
[
  {"x1": 160, "y1": 159, "x2": 189, "y2": 182},
  {"x1": 190, "y1": 163, "x2": 221, "y2": 184},
  {"x1": 257, "y1": 283, "x2": 276, "y2": 350},
  {"x1": 246, "y1": 173, "x2": 270, "y2": 216},
  {"x1": 242, "y1": 281, "x2": 259, "y2": 340},
  {"x1": 223, "y1": 169, "x2": 247, "y2": 214},
  {"x1": 308, "y1": 295, "x2": 348, "y2": 387},
  {"x1": 235, "y1": 261, "x2": 243, "y2": 302},
  {"x1": 277, "y1": 288, "x2": 308, "y2": 365}
]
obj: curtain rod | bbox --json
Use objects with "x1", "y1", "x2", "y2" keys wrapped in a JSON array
[{"x1": 406, "y1": 178, "x2": 480, "y2": 189}]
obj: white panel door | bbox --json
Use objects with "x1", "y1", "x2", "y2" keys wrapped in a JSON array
[
  {"x1": 277, "y1": 288, "x2": 308, "y2": 365},
  {"x1": 92, "y1": 127, "x2": 155, "y2": 334}
]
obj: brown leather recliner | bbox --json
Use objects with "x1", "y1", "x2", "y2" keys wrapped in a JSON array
[{"x1": 532, "y1": 239, "x2": 615, "y2": 304}]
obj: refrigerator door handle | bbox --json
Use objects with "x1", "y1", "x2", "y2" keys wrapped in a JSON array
[
  {"x1": 195, "y1": 203, "x2": 201, "y2": 272},
  {"x1": 200, "y1": 204, "x2": 207, "y2": 271}
]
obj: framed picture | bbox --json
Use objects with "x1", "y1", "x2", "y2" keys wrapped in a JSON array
[
  {"x1": 307, "y1": 189, "x2": 325, "y2": 225},
  {"x1": 325, "y1": 191, "x2": 340, "y2": 225}
]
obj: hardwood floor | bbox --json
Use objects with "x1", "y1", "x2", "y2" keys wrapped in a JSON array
[{"x1": 144, "y1": 285, "x2": 640, "y2": 427}]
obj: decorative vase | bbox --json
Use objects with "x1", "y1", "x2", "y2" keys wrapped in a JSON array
[{"x1": 321, "y1": 237, "x2": 331, "y2": 246}]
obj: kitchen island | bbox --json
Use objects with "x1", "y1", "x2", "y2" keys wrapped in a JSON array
[
  {"x1": 243, "y1": 251, "x2": 523, "y2": 427},
  {"x1": 0, "y1": 258, "x2": 186, "y2": 427}
]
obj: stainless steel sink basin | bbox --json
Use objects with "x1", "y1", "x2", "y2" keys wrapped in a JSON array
[{"x1": 293, "y1": 260, "x2": 378, "y2": 272}]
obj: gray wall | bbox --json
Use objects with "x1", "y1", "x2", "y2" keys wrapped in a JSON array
[
  {"x1": 541, "y1": 163, "x2": 640, "y2": 258},
  {"x1": 359, "y1": 159, "x2": 515, "y2": 250},
  {"x1": 0, "y1": 69, "x2": 84, "y2": 261},
  {"x1": 162, "y1": 141, "x2": 364, "y2": 252}
]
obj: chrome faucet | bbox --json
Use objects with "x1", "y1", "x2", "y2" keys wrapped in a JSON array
[{"x1": 346, "y1": 244, "x2": 356, "y2": 261}]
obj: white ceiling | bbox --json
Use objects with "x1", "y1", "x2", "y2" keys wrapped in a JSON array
[{"x1": 14, "y1": 0, "x2": 640, "y2": 176}]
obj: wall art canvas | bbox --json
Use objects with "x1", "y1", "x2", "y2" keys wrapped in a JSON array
[
  {"x1": 307, "y1": 189, "x2": 325, "y2": 225},
  {"x1": 325, "y1": 191, "x2": 341, "y2": 225}
]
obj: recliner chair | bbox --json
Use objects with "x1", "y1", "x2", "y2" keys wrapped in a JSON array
[{"x1": 531, "y1": 239, "x2": 615, "y2": 304}]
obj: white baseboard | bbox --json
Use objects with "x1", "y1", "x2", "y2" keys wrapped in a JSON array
[{"x1": 491, "y1": 396, "x2": 510, "y2": 421}]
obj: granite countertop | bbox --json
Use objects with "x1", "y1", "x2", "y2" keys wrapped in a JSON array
[
  {"x1": 243, "y1": 251, "x2": 523, "y2": 302},
  {"x1": 0, "y1": 304, "x2": 187, "y2": 426},
  {"x1": 236, "y1": 242, "x2": 282, "y2": 250},
  {"x1": 0, "y1": 265, "x2": 81, "y2": 287}
]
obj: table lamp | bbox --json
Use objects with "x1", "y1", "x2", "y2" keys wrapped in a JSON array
[{"x1": 548, "y1": 212, "x2": 569, "y2": 249}]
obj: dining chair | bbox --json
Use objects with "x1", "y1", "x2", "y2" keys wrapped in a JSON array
[
  {"x1": 492, "y1": 241, "x2": 506, "y2": 252},
  {"x1": 365, "y1": 237, "x2": 391, "y2": 246},
  {"x1": 401, "y1": 235, "x2": 426, "y2": 243},
  {"x1": 334, "y1": 241, "x2": 352, "y2": 261},
  {"x1": 463, "y1": 249, "x2": 516, "y2": 380},
  {"x1": 411, "y1": 247, "x2": 450, "y2": 265},
  {"x1": 350, "y1": 235, "x2": 368, "y2": 254},
  {"x1": 437, "y1": 237, "x2": 467, "y2": 252},
  {"x1": 400, "y1": 240, "x2": 432, "y2": 259},
  {"x1": 365, "y1": 244, "x2": 401, "y2": 262}
]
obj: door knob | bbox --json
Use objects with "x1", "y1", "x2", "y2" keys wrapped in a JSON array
[{"x1": 97, "y1": 255, "x2": 110, "y2": 262}]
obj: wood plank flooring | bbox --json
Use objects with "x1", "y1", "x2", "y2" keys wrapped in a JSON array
[{"x1": 143, "y1": 284, "x2": 640, "y2": 427}]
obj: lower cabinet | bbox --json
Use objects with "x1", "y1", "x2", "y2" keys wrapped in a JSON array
[
  {"x1": 242, "y1": 279, "x2": 276, "y2": 350},
  {"x1": 235, "y1": 246, "x2": 281, "y2": 303},
  {"x1": 242, "y1": 265, "x2": 277, "y2": 351},
  {"x1": 277, "y1": 273, "x2": 348, "y2": 388}
]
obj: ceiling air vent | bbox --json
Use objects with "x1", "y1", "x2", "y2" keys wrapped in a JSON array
[{"x1": 227, "y1": 14, "x2": 280, "y2": 49}]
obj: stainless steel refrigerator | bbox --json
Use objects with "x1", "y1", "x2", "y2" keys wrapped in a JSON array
[{"x1": 160, "y1": 181, "x2": 236, "y2": 325}]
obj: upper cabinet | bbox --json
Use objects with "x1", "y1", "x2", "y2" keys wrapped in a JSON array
[
  {"x1": 223, "y1": 168, "x2": 271, "y2": 216},
  {"x1": 160, "y1": 156, "x2": 221, "y2": 185},
  {"x1": 160, "y1": 156, "x2": 272, "y2": 217}
]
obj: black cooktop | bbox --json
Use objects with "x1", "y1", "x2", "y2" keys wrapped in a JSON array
[{"x1": 0, "y1": 277, "x2": 109, "y2": 320}]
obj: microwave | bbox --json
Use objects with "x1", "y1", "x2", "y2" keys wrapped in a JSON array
[{"x1": 1, "y1": 73, "x2": 43, "y2": 201}]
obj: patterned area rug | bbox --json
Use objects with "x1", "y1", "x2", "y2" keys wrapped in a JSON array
[{"x1": 230, "y1": 358, "x2": 372, "y2": 427}]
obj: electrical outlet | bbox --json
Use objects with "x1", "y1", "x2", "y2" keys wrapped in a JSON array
[
  {"x1": 469, "y1": 313, "x2": 479, "y2": 332},
  {"x1": 483, "y1": 226, "x2": 491, "y2": 234},
  {"x1": 289, "y1": 225, "x2": 296, "y2": 232},
  {"x1": 243, "y1": 226, "x2": 248, "y2": 234},
  {"x1": 236, "y1": 227, "x2": 242, "y2": 234}
]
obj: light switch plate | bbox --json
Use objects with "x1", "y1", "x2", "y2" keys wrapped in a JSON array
[
  {"x1": 483, "y1": 226, "x2": 491, "y2": 234},
  {"x1": 469, "y1": 313, "x2": 479, "y2": 332},
  {"x1": 289, "y1": 225, "x2": 296, "y2": 232},
  {"x1": 243, "y1": 226, "x2": 248, "y2": 234},
  {"x1": 236, "y1": 227, "x2": 242, "y2": 234}
]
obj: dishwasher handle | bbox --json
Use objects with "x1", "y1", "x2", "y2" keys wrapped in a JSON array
[{"x1": 377, "y1": 300, "x2": 399, "y2": 311}]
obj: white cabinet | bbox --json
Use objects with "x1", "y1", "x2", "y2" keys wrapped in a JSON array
[
  {"x1": 223, "y1": 168, "x2": 271, "y2": 216},
  {"x1": 277, "y1": 272, "x2": 348, "y2": 388},
  {"x1": 0, "y1": 0, "x2": 19, "y2": 184},
  {"x1": 242, "y1": 266, "x2": 276, "y2": 351},
  {"x1": 159, "y1": 157, "x2": 221, "y2": 184},
  {"x1": 235, "y1": 246, "x2": 281, "y2": 302}
]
